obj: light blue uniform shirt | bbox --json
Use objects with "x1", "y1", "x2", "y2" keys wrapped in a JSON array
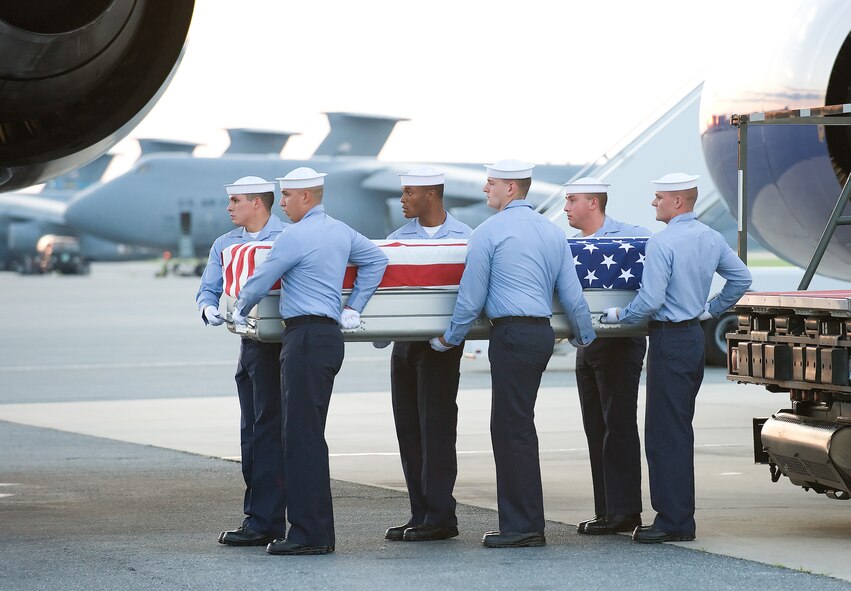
[
  {"x1": 573, "y1": 215, "x2": 652, "y2": 239},
  {"x1": 619, "y1": 212, "x2": 752, "y2": 324},
  {"x1": 386, "y1": 211, "x2": 472, "y2": 240},
  {"x1": 442, "y1": 200, "x2": 596, "y2": 347},
  {"x1": 235, "y1": 204, "x2": 388, "y2": 320},
  {"x1": 195, "y1": 215, "x2": 286, "y2": 318}
]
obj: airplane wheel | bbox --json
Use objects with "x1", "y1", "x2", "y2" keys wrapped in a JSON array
[{"x1": 703, "y1": 312, "x2": 736, "y2": 366}]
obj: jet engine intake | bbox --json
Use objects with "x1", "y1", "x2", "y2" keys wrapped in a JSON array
[{"x1": 0, "y1": 0, "x2": 195, "y2": 192}]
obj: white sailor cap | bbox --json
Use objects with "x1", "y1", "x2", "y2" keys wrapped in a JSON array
[
  {"x1": 224, "y1": 176, "x2": 276, "y2": 195},
  {"x1": 276, "y1": 167, "x2": 327, "y2": 189},
  {"x1": 400, "y1": 166, "x2": 444, "y2": 187},
  {"x1": 484, "y1": 159, "x2": 534, "y2": 179},
  {"x1": 563, "y1": 176, "x2": 610, "y2": 194},
  {"x1": 652, "y1": 172, "x2": 700, "y2": 192}
]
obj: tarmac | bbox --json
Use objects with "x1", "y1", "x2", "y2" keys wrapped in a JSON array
[{"x1": 2, "y1": 261, "x2": 851, "y2": 590}]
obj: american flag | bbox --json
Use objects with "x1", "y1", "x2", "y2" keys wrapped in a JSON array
[
  {"x1": 568, "y1": 237, "x2": 647, "y2": 290},
  {"x1": 221, "y1": 242, "x2": 281, "y2": 298}
]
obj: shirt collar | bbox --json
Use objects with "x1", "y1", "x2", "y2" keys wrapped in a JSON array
[
  {"x1": 504, "y1": 200, "x2": 533, "y2": 211},
  {"x1": 669, "y1": 211, "x2": 697, "y2": 225},
  {"x1": 243, "y1": 215, "x2": 278, "y2": 239},
  {"x1": 303, "y1": 203, "x2": 325, "y2": 220}
]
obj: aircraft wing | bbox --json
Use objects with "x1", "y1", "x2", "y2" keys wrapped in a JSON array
[{"x1": 0, "y1": 195, "x2": 67, "y2": 225}]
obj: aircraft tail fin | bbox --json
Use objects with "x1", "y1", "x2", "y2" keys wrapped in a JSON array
[
  {"x1": 42, "y1": 153, "x2": 116, "y2": 191},
  {"x1": 224, "y1": 129, "x2": 299, "y2": 155},
  {"x1": 313, "y1": 112, "x2": 409, "y2": 157},
  {"x1": 137, "y1": 138, "x2": 199, "y2": 156}
]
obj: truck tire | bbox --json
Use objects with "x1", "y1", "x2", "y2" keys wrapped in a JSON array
[{"x1": 703, "y1": 312, "x2": 737, "y2": 366}]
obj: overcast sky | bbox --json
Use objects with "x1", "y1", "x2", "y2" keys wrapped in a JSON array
[{"x1": 119, "y1": 0, "x2": 794, "y2": 172}]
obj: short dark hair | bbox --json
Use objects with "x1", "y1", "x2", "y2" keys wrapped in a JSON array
[
  {"x1": 247, "y1": 191, "x2": 275, "y2": 211},
  {"x1": 590, "y1": 192, "x2": 608, "y2": 213},
  {"x1": 507, "y1": 177, "x2": 531, "y2": 197},
  {"x1": 423, "y1": 184, "x2": 444, "y2": 199}
]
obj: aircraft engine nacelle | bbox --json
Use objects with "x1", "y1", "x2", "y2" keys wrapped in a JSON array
[
  {"x1": 0, "y1": 0, "x2": 195, "y2": 192},
  {"x1": 7, "y1": 220, "x2": 65, "y2": 255},
  {"x1": 699, "y1": 0, "x2": 851, "y2": 280}
]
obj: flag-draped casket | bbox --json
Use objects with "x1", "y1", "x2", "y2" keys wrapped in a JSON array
[{"x1": 221, "y1": 238, "x2": 648, "y2": 342}]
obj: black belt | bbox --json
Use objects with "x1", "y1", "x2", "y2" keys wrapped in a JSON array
[
  {"x1": 283, "y1": 315, "x2": 338, "y2": 327},
  {"x1": 647, "y1": 318, "x2": 701, "y2": 329},
  {"x1": 490, "y1": 316, "x2": 551, "y2": 327}
]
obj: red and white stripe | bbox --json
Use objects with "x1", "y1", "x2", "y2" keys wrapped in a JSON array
[
  {"x1": 223, "y1": 239, "x2": 469, "y2": 297},
  {"x1": 222, "y1": 242, "x2": 281, "y2": 298},
  {"x1": 343, "y1": 239, "x2": 468, "y2": 290}
]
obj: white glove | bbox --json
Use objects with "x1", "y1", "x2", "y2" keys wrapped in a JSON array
[
  {"x1": 599, "y1": 307, "x2": 620, "y2": 324},
  {"x1": 231, "y1": 306, "x2": 248, "y2": 326},
  {"x1": 373, "y1": 341, "x2": 391, "y2": 349},
  {"x1": 340, "y1": 307, "x2": 361, "y2": 331},
  {"x1": 430, "y1": 337, "x2": 452, "y2": 352},
  {"x1": 698, "y1": 302, "x2": 712, "y2": 321},
  {"x1": 204, "y1": 305, "x2": 224, "y2": 326}
]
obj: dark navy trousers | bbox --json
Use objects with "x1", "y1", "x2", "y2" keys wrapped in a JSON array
[
  {"x1": 575, "y1": 336, "x2": 646, "y2": 516},
  {"x1": 645, "y1": 323, "x2": 704, "y2": 536},
  {"x1": 280, "y1": 323, "x2": 344, "y2": 547},
  {"x1": 390, "y1": 341, "x2": 463, "y2": 528},
  {"x1": 488, "y1": 323, "x2": 555, "y2": 533},
  {"x1": 234, "y1": 338, "x2": 285, "y2": 537}
]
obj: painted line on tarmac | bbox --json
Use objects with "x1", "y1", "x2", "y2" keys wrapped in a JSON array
[
  {"x1": 0, "y1": 356, "x2": 385, "y2": 373},
  {"x1": 327, "y1": 443, "x2": 746, "y2": 458},
  {"x1": 0, "y1": 361, "x2": 236, "y2": 372},
  {"x1": 332, "y1": 448, "x2": 591, "y2": 457}
]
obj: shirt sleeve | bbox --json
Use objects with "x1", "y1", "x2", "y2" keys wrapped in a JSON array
[
  {"x1": 235, "y1": 233, "x2": 299, "y2": 314},
  {"x1": 555, "y1": 241, "x2": 596, "y2": 346},
  {"x1": 345, "y1": 231, "x2": 389, "y2": 313},
  {"x1": 195, "y1": 240, "x2": 224, "y2": 312},
  {"x1": 443, "y1": 232, "x2": 491, "y2": 345},
  {"x1": 707, "y1": 246, "x2": 752, "y2": 316},
  {"x1": 620, "y1": 237, "x2": 671, "y2": 323}
]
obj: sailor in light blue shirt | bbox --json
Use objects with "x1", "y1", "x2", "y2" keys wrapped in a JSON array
[
  {"x1": 613, "y1": 208, "x2": 751, "y2": 323},
  {"x1": 195, "y1": 176, "x2": 288, "y2": 546},
  {"x1": 438, "y1": 201, "x2": 596, "y2": 348},
  {"x1": 233, "y1": 200, "x2": 386, "y2": 321},
  {"x1": 196, "y1": 209, "x2": 286, "y2": 320},
  {"x1": 433, "y1": 160, "x2": 595, "y2": 548},
  {"x1": 603, "y1": 173, "x2": 751, "y2": 545},
  {"x1": 382, "y1": 168, "x2": 472, "y2": 543},
  {"x1": 563, "y1": 176, "x2": 652, "y2": 536},
  {"x1": 233, "y1": 167, "x2": 388, "y2": 555}
]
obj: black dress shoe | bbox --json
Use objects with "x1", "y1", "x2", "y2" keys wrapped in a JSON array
[
  {"x1": 583, "y1": 513, "x2": 642, "y2": 535},
  {"x1": 481, "y1": 531, "x2": 546, "y2": 548},
  {"x1": 402, "y1": 524, "x2": 459, "y2": 542},
  {"x1": 576, "y1": 515, "x2": 606, "y2": 534},
  {"x1": 385, "y1": 521, "x2": 419, "y2": 541},
  {"x1": 218, "y1": 525, "x2": 275, "y2": 546},
  {"x1": 631, "y1": 525, "x2": 695, "y2": 544},
  {"x1": 266, "y1": 538, "x2": 334, "y2": 555}
]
